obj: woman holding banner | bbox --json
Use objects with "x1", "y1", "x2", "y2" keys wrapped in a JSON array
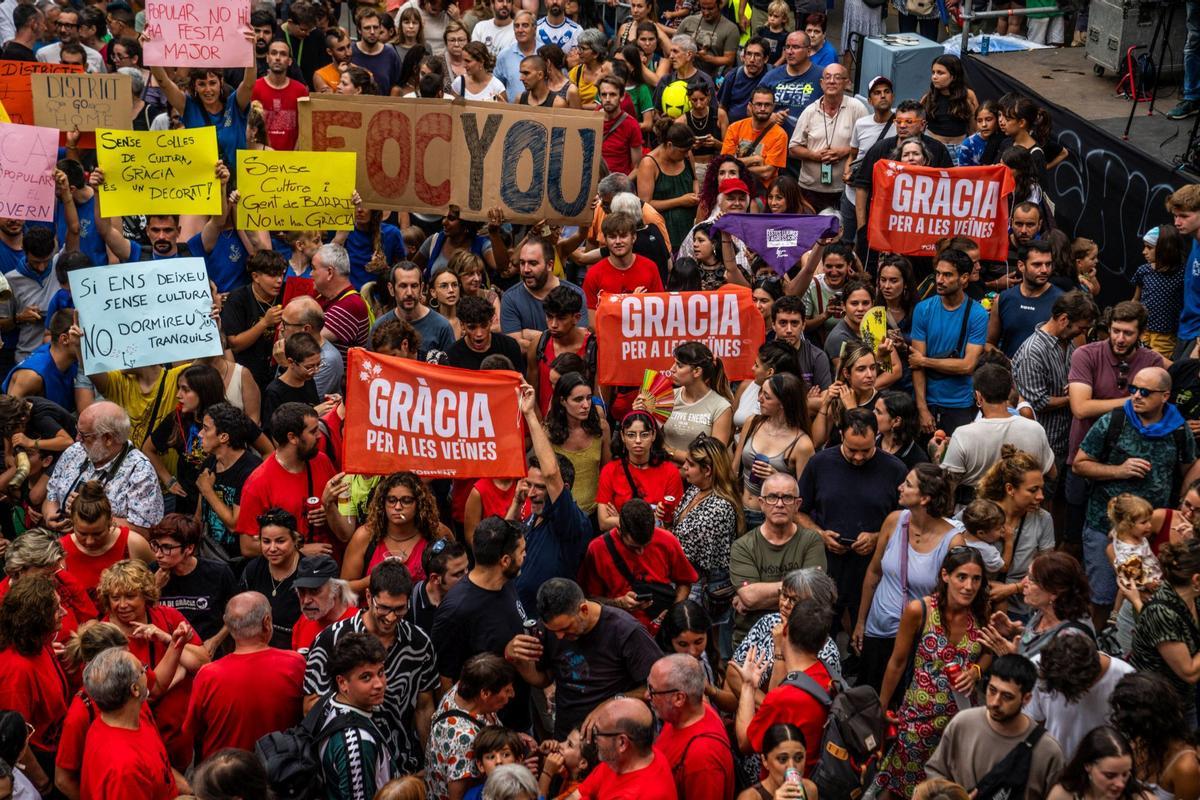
[
  {"x1": 733, "y1": 373, "x2": 814, "y2": 531},
  {"x1": 596, "y1": 411, "x2": 683, "y2": 531},
  {"x1": 659, "y1": 342, "x2": 734, "y2": 461}
]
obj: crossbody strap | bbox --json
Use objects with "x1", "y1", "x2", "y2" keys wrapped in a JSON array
[{"x1": 603, "y1": 532, "x2": 640, "y2": 588}]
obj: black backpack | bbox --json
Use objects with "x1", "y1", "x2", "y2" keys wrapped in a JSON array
[
  {"x1": 256, "y1": 695, "x2": 386, "y2": 800},
  {"x1": 782, "y1": 673, "x2": 886, "y2": 800},
  {"x1": 970, "y1": 722, "x2": 1047, "y2": 800}
]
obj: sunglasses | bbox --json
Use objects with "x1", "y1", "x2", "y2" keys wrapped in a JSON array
[{"x1": 1129, "y1": 385, "x2": 1165, "y2": 397}]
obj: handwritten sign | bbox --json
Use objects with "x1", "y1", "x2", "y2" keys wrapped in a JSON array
[
  {"x1": 0, "y1": 123, "x2": 59, "y2": 222},
  {"x1": 143, "y1": 0, "x2": 254, "y2": 68},
  {"x1": 236, "y1": 150, "x2": 356, "y2": 231},
  {"x1": 96, "y1": 127, "x2": 221, "y2": 216},
  {"x1": 0, "y1": 60, "x2": 83, "y2": 126},
  {"x1": 69, "y1": 258, "x2": 223, "y2": 373},
  {"x1": 298, "y1": 95, "x2": 601, "y2": 224},
  {"x1": 31, "y1": 73, "x2": 132, "y2": 133}
]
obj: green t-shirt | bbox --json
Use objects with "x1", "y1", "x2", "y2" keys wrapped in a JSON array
[
  {"x1": 728, "y1": 526, "x2": 828, "y2": 647},
  {"x1": 628, "y1": 84, "x2": 654, "y2": 117}
]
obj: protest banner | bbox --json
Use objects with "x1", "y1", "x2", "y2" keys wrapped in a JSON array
[
  {"x1": 95, "y1": 127, "x2": 221, "y2": 216},
  {"x1": 712, "y1": 213, "x2": 841, "y2": 275},
  {"x1": 142, "y1": 0, "x2": 254, "y2": 68},
  {"x1": 868, "y1": 160, "x2": 1015, "y2": 261},
  {"x1": 298, "y1": 94, "x2": 601, "y2": 224},
  {"x1": 31, "y1": 72, "x2": 132, "y2": 133},
  {"x1": 343, "y1": 348, "x2": 526, "y2": 478},
  {"x1": 236, "y1": 150, "x2": 356, "y2": 231},
  {"x1": 593, "y1": 286, "x2": 766, "y2": 386},
  {"x1": 68, "y1": 257, "x2": 223, "y2": 374},
  {"x1": 0, "y1": 60, "x2": 83, "y2": 126},
  {"x1": 0, "y1": 122, "x2": 60, "y2": 222}
]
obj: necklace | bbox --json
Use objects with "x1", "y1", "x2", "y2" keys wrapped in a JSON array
[{"x1": 268, "y1": 554, "x2": 298, "y2": 596}]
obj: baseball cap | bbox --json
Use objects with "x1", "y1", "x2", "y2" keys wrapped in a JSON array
[
  {"x1": 719, "y1": 178, "x2": 750, "y2": 196},
  {"x1": 293, "y1": 555, "x2": 338, "y2": 588},
  {"x1": 868, "y1": 75, "x2": 894, "y2": 93}
]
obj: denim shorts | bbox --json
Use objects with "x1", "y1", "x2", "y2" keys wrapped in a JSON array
[{"x1": 1083, "y1": 525, "x2": 1116, "y2": 605}]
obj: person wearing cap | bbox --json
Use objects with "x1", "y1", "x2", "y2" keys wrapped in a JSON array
[
  {"x1": 677, "y1": 179, "x2": 753, "y2": 279},
  {"x1": 291, "y1": 554, "x2": 359, "y2": 655},
  {"x1": 721, "y1": 85, "x2": 789, "y2": 188},
  {"x1": 185, "y1": 591, "x2": 306, "y2": 760},
  {"x1": 790, "y1": 63, "x2": 867, "y2": 212},
  {"x1": 841, "y1": 75, "x2": 894, "y2": 247}
]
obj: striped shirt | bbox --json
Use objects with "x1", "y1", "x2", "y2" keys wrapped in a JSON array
[
  {"x1": 319, "y1": 699, "x2": 392, "y2": 800},
  {"x1": 320, "y1": 286, "x2": 370, "y2": 362},
  {"x1": 1012, "y1": 327, "x2": 1073, "y2": 459}
]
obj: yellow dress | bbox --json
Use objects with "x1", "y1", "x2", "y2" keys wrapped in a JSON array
[{"x1": 552, "y1": 436, "x2": 601, "y2": 514}]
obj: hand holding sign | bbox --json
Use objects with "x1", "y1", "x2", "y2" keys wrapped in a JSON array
[
  {"x1": 95, "y1": 127, "x2": 222, "y2": 216},
  {"x1": 142, "y1": 0, "x2": 254, "y2": 68}
]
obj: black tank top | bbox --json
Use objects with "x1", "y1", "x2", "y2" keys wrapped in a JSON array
[
  {"x1": 926, "y1": 93, "x2": 969, "y2": 138},
  {"x1": 686, "y1": 106, "x2": 721, "y2": 156},
  {"x1": 520, "y1": 90, "x2": 557, "y2": 107}
]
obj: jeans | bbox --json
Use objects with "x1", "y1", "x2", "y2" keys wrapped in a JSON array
[
  {"x1": 1083, "y1": 525, "x2": 1117, "y2": 605},
  {"x1": 839, "y1": 194, "x2": 857, "y2": 245},
  {"x1": 1187, "y1": 0, "x2": 1200, "y2": 101}
]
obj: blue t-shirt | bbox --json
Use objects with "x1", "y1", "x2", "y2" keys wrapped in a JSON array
[
  {"x1": 202, "y1": 229, "x2": 250, "y2": 294},
  {"x1": 182, "y1": 94, "x2": 248, "y2": 174},
  {"x1": 56, "y1": 194, "x2": 105, "y2": 269},
  {"x1": 1180, "y1": 240, "x2": 1200, "y2": 340},
  {"x1": 127, "y1": 232, "x2": 204, "y2": 263},
  {"x1": 350, "y1": 46, "x2": 402, "y2": 94},
  {"x1": 345, "y1": 224, "x2": 406, "y2": 289},
  {"x1": 495, "y1": 43, "x2": 530, "y2": 100},
  {"x1": 760, "y1": 63, "x2": 824, "y2": 134},
  {"x1": 994, "y1": 284, "x2": 1062, "y2": 357},
  {"x1": 910, "y1": 294, "x2": 988, "y2": 408},
  {"x1": 718, "y1": 66, "x2": 765, "y2": 124},
  {"x1": 811, "y1": 40, "x2": 838, "y2": 68},
  {"x1": 514, "y1": 487, "x2": 593, "y2": 612},
  {"x1": 499, "y1": 280, "x2": 588, "y2": 334},
  {"x1": 45, "y1": 288, "x2": 73, "y2": 327}
]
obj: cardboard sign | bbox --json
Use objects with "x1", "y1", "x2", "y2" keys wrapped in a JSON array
[
  {"x1": 868, "y1": 161, "x2": 1015, "y2": 261},
  {"x1": 298, "y1": 94, "x2": 601, "y2": 224},
  {"x1": 0, "y1": 60, "x2": 83, "y2": 126},
  {"x1": 142, "y1": 0, "x2": 254, "y2": 68},
  {"x1": 69, "y1": 257, "x2": 223, "y2": 373},
  {"x1": 343, "y1": 349, "x2": 526, "y2": 478},
  {"x1": 31, "y1": 72, "x2": 132, "y2": 132},
  {"x1": 594, "y1": 286, "x2": 766, "y2": 386},
  {"x1": 0, "y1": 122, "x2": 60, "y2": 222},
  {"x1": 96, "y1": 127, "x2": 221, "y2": 216},
  {"x1": 236, "y1": 149, "x2": 356, "y2": 231}
]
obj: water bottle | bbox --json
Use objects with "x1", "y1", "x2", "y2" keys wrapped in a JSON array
[{"x1": 981, "y1": 34, "x2": 991, "y2": 55}]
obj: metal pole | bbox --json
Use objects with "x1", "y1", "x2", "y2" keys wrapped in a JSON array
[{"x1": 956, "y1": 6, "x2": 1061, "y2": 54}]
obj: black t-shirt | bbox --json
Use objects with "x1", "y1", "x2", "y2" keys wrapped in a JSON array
[
  {"x1": 797, "y1": 446, "x2": 908, "y2": 543},
  {"x1": 431, "y1": 575, "x2": 531, "y2": 730},
  {"x1": 239, "y1": 556, "x2": 301, "y2": 649},
  {"x1": 27, "y1": 396, "x2": 76, "y2": 440},
  {"x1": 156, "y1": 557, "x2": 237, "y2": 640},
  {"x1": 150, "y1": 410, "x2": 206, "y2": 515},
  {"x1": 221, "y1": 285, "x2": 279, "y2": 391},
  {"x1": 407, "y1": 579, "x2": 437, "y2": 638},
  {"x1": 1170, "y1": 359, "x2": 1200, "y2": 422},
  {"x1": 851, "y1": 133, "x2": 954, "y2": 220},
  {"x1": 445, "y1": 333, "x2": 527, "y2": 373},
  {"x1": 539, "y1": 605, "x2": 662, "y2": 739},
  {"x1": 262, "y1": 378, "x2": 319, "y2": 437},
  {"x1": 200, "y1": 449, "x2": 263, "y2": 562}
]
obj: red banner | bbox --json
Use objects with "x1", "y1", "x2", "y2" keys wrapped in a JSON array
[
  {"x1": 594, "y1": 286, "x2": 765, "y2": 386},
  {"x1": 343, "y1": 348, "x2": 526, "y2": 478},
  {"x1": 867, "y1": 160, "x2": 1014, "y2": 261}
]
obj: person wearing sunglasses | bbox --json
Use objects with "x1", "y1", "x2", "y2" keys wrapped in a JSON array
[{"x1": 1074, "y1": 365, "x2": 1200, "y2": 630}]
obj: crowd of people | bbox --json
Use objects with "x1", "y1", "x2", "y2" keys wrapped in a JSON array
[{"x1": 0, "y1": 0, "x2": 1198, "y2": 799}]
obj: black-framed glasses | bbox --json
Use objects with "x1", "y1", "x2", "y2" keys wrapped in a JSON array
[
  {"x1": 762, "y1": 493, "x2": 798, "y2": 505},
  {"x1": 149, "y1": 541, "x2": 182, "y2": 554},
  {"x1": 646, "y1": 686, "x2": 681, "y2": 697},
  {"x1": 372, "y1": 597, "x2": 408, "y2": 618},
  {"x1": 1129, "y1": 385, "x2": 1165, "y2": 397},
  {"x1": 385, "y1": 495, "x2": 417, "y2": 507}
]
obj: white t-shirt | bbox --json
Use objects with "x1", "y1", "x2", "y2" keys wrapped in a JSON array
[
  {"x1": 1025, "y1": 654, "x2": 1136, "y2": 760},
  {"x1": 471, "y1": 18, "x2": 516, "y2": 56},
  {"x1": 536, "y1": 16, "x2": 582, "y2": 52},
  {"x1": 845, "y1": 112, "x2": 892, "y2": 202},
  {"x1": 942, "y1": 415, "x2": 1056, "y2": 488},
  {"x1": 451, "y1": 74, "x2": 507, "y2": 101}
]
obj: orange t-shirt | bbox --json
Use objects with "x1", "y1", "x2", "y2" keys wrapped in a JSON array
[{"x1": 721, "y1": 117, "x2": 790, "y2": 172}]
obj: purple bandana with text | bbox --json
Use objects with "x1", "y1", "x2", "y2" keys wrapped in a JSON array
[{"x1": 712, "y1": 213, "x2": 841, "y2": 275}]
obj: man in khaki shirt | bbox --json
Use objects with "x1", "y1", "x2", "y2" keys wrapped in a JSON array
[{"x1": 789, "y1": 63, "x2": 867, "y2": 211}]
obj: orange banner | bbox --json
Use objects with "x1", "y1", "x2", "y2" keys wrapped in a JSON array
[
  {"x1": 343, "y1": 348, "x2": 526, "y2": 478},
  {"x1": 594, "y1": 286, "x2": 765, "y2": 386},
  {"x1": 867, "y1": 161, "x2": 1014, "y2": 261}
]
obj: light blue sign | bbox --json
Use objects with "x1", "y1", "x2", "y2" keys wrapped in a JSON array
[{"x1": 69, "y1": 257, "x2": 222, "y2": 373}]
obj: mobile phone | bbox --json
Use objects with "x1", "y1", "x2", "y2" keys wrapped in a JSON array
[{"x1": 635, "y1": 590, "x2": 654, "y2": 603}]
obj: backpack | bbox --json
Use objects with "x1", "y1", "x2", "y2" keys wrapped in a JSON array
[
  {"x1": 1097, "y1": 403, "x2": 1192, "y2": 468},
  {"x1": 256, "y1": 696, "x2": 387, "y2": 800},
  {"x1": 970, "y1": 722, "x2": 1047, "y2": 800},
  {"x1": 782, "y1": 673, "x2": 886, "y2": 800}
]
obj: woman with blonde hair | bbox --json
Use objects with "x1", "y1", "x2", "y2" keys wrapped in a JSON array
[
  {"x1": 671, "y1": 434, "x2": 743, "y2": 603},
  {"x1": 449, "y1": 250, "x2": 501, "y2": 330},
  {"x1": 245, "y1": 100, "x2": 271, "y2": 151},
  {"x1": 442, "y1": 20, "x2": 470, "y2": 79}
]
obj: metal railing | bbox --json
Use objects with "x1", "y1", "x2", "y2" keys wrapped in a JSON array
[{"x1": 958, "y1": 5, "x2": 1064, "y2": 55}]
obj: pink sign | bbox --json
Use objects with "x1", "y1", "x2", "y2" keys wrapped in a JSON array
[
  {"x1": 142, "y1": 0, "x2": 253, "y2": 69},
  {"x1": 0, "y1": 122, "x2": 59, "y2": 222}
]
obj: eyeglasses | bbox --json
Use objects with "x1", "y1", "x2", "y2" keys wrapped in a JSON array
[
  {"x1": 1129, "y1": 385, "x2": 1166, "y2": 397},
  {"x1": 149, "y1": 541, "x2": 182, "y2": 554},
  {"x1": 1116, "y1": 361, "x2": 1131, "y2": 391},
  {"x1": 372, "y1": 598, "x2": 408, "y2": 619},
  {"x1": 646, "y1": 686, "x2": 681, "y2": 697},
  {"x1": 780, "y1": 591, "x2": 801, "y2": 604},
  {"x1": 762, "y1": 494, "x2": 798, "y2": 505},
  {"x1": 385, "y1": 495, "x2": 417, "y2": 507},
  {"x1": 590, "y1": 730, "x2": 625, "y2": 741}
]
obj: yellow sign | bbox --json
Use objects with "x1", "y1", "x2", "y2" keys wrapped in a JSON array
[
  {"x1": 236, "y1": 150, "x2": 356, "y2": 231},
  {"x1": 0, "y1": 100, "x2": 10, "y2": 123},
  {"x1": 95, "y1": 126, "x2": 221, "y2": 217}
]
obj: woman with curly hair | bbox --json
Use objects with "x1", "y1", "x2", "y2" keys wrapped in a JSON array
[
  {"x1": 1109, "y1": 671, "x2": 1200, "y2": 798},
  {"x1": 1046, "y1": 724, "x2": 1154, "y2": 800},
  {"x1": 342, "y1": 472, "x2": 447, "y2": 592},
  {"x1": 0, "y1": 575, "x2": 69, "y2": 790},
  {"x1": 545, "y1": 372, "x2": 611, "y2": 517},
  {"x1": 982, "y1": 550, "x2": 1093, "y2": 660},
  {"x1": 0, "y1": 528, "x2": 97, "y2": 643},
  {"x1": 97, "y1": 558, "x2": 208, "y2": 768},
  {"x1": 696, "y1": 155, "x2": 756, "y2": 221},
  {"x1": 596, "y1": 410, "x2": 683, "y2": 531}
]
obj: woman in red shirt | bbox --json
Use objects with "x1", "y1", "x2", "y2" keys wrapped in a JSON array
[
  {"x1": 0, "y1": 575, "x2": 69, "y2": 793},
  {"x1": 0, "y1": 529, "x2": 97, "y2": 645},
  {"x1": 59, "y1": 480, "x2": 154, "y2": 600},
  {"x1": 596, "y1": 411, "x2": 684, "y2": 531},
  {"x1": 96, "y1": 559, "x2": 208, "y2": 770}
]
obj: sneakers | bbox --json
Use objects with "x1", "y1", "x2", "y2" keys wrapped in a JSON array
[{"x1": 1167, "y1": 99, "x2": 1200, "y2": 120}]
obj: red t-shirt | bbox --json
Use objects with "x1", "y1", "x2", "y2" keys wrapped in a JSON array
[
  {"x1": 0, "y1": 644, "x2": 69, "y2": 752},
  {"x1": 655, "y1": 704, "x2": 734, "y2": 800},
  {"x1": 595, "y1": 459, "x2": 683, "y2": 513},
  {"x1": 251, "y1": 77, "x2": 309, "y2": 151},
  {"x1": 0, "y1": 571, "x2": 98, "y2": 646},
  {"x1": 292, "y1": 606, "x2": 358, "y2": 653},
  {"x1": 581, "y1": 255, "x2": 664, "y2": 309},
  {"x1": 60, "y1": 527, "x2": 131, "y2": 599},
  {"x1": 577, "y1": 749, "x2": 678, "y2": 800},
  {"x1": 80, "y1": 717, "x2": 178, "y2": 800},
  {"x1": 602, "y1": 111, "x2": 645, "y2": 176},
  {"x1": 579, "y1": 528, "x2": 697, "y2": 629},
  {"x1": 58, "y1": 689, "x2": 157, "y2": 773},
  {"x1": 236, "y1": 451, "x2": 339, "y2": 546},
  {"x1": 746, "y1": 660, "x2": 832, "y2": 777},
  {"x1": 184, "y1": 647, "x2": 306, "y2": 759}
]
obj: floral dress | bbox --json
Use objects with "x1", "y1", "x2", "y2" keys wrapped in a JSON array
[
  {"x1": 672, "y1": 486, "x2": 738, "y2": 578},
  {"x1": 424, "y1": 686, "x2": 500, "y2": 800},
  {"x1": 876, "y1": 595, "x2": 984, "y2": 798}
]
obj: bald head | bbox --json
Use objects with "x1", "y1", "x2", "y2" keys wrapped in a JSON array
[
  {"x1": 283, "y1": 294, "x2": 326, "y2": 332},
  {"x1": 1134, "y1": 366, "x2": 1171, "y2": 392},
  {"x1": 822, "y1": 63, "x2": 848, "y2": 96},
  {"x1": 224, "y1": 591, "x2": 273, "y2": 643},
  {"x1": 600, "y1": 697, "x2": 655, "y2": 759}
]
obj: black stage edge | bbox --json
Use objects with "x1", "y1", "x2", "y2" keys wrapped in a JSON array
[{"x1": 965, "y1": 54, "x2": 1190, "y2": 305}]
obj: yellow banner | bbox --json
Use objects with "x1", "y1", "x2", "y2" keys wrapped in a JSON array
[
  {"x1": 236, "y1": 149, "x2": 356, "y2": 231},
  {"x1": 95, "y1": 127, "x2": 221, "y2": 217}
]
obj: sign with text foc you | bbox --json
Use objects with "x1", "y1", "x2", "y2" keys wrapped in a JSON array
[{"x1": 69, "y1": 258, "x2": 223, "y2": 373}]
